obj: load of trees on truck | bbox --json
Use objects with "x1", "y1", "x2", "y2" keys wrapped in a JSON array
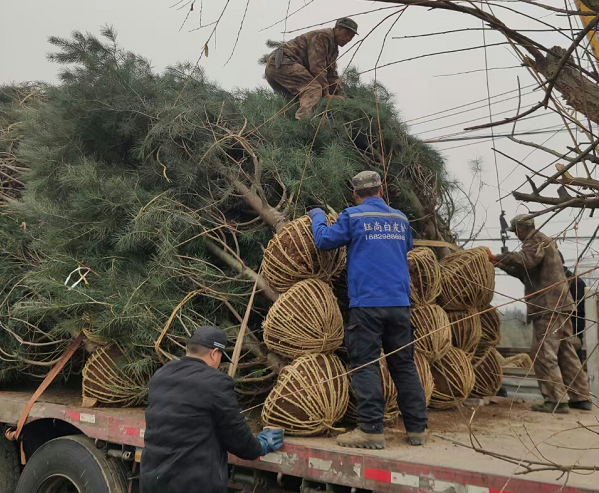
[{"x1": 0, "y1": 28, "x2": 504, "y2": 435}]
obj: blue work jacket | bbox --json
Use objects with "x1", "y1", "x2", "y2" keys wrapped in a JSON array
[{"x1": 311, "y1": 197, "x2": 413, "y2": 308}]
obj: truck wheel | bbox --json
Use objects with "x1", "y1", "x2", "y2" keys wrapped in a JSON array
[
  {"x1": 16, "y1": 435, "x2": 128, "y2": 493},
  {"x1": 0, "y1": 435, "x2": 19, "y2": 493}
]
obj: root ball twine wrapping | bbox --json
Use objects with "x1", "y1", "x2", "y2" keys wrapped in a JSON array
[
  {"x1": 447, "y1": 310, "x2": 482, "y2": 358},
  {"x1": 430, "y1": 347, "x2": 475, "y2": 409},
  {"x1": 82, "y1": 345, "x2": 148, "y2": 407},
  {"x1": 408, "y1": 247, "x2": 442, "y2": 305},
  {"x1": 262, "y1": 353, "x2": 349, "y2": 436},
  {"x1": 262, "y1": 215, "x2": 346, "y2": 292},
  {"x1": 414, "y1": 350, "x2": 434, "y2": 406},
  {"x1": 263, "y1": 279, "x2": 344, "y2": 359},
  {"x1": 479, "y1": 306, "x2": 501, "y2": 350},
  {"x1": 471, "y1": 348, "x2": 503, "y2": 397},
  {"x1": 410, "y1": 304, "x2": 452, "y2": 363},
  {"x1": 503, "y1": 353, "x2": 533, "y2": 369},
  {"x1": 438, "y1": 247, "x2": 495, "y2": 310}
]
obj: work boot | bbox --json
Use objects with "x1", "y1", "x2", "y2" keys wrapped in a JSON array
[
  {"x1": 531, "y1": 401, "x2": 569, "y2": 414},
  {"x1": 569, "y1": 400, "x2": 593, "y2": 411},
  {"x1": 337, "y1": 428, "x2": 386, "y2": 450},
  {"x1": 407, "y1": 431, "x2": 427, "y2": 446}
]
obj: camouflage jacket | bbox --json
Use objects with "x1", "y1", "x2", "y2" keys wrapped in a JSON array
[
  {"x1": 496, "y1": 230, "x2": 574, "y2": 320},
  {"x1": 276, "y1": 28, "x2": 341, "y2": 95}
]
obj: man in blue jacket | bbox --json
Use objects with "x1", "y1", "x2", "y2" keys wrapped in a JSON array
[{"x1": 309, "y1": 171, "x2": 427, "y2": 448}]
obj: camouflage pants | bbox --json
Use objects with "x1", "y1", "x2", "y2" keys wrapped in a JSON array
[
  {"x1": 531, "y1": 312, "x2": 590, "y2": 403},
  {"x1": 265, "y1": 60, "x2": 323, "y2": 119}
]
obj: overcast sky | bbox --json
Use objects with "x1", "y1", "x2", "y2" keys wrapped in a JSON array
[{"x1": 3, "y1": 0, "x2": 599, "y2": 309}]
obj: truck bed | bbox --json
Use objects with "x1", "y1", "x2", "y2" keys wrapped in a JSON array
[{"x1": 0, "y1": 389, "x2": 597, "y2": 492}]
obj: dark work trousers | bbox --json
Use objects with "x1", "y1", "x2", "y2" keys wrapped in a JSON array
[{"x1": 346, "y1": 306, "x2": 428, "y2": 434}]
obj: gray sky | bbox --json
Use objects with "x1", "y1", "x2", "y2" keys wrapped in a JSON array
[{"x1": 3, "y1": 0, "x2": 598, "y2": 309}]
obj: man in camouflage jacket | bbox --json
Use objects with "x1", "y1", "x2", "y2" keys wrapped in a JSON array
[
  {"x1": 265, "y1": 18, "x2": 358, "y2": 119},
  {"x1": 490, "y1": 215, "x2": 592, "y2": 413}
]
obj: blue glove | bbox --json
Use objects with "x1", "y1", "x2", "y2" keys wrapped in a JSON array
[
  {"x1": 307, "y1": 208, "x2": 325, "y2": 220},
  {"x1": 256, "y1": 427, "x2": 284, "y2": 455}
]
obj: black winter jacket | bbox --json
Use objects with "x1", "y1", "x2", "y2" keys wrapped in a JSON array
[{"x1": 140, "y1": 357, "x2": 263, "y2": 493}]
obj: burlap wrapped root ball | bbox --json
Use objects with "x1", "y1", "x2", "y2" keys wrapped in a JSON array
[
  {"x1": 414, "y1": 350, "x2": 434, "y2": 406},
  {"x1": 410, "y1": 304, "x2": 451, "y2": 363},
  {"x1": 263, "y1": 279, "x2": 344, "y2": 358},
  {"x1": 408, "y1": 247, "x2": 442, "y2": 305},
  {"x1": 262, "y1": 215, "x2": 346, "y2": 292},
  {"x1": 447, "y1": 310, "x2": 482, "y2": 358},
  {"x1": 439, "y1": 247, "x2": 495, "y2": 310},
  {"x1": 82, "y1": 344, "x2": 148, "y2": 407},
  {"x1": 471, "y1": 348, "x2": 503, "y2": 397},
  {"x1": 345, "y1": 354, "x2": 399, "y2": 423},
  {"x1": 479, "y1": 306, "x2": 501, "y2": 351},
  {"x1": 430, "y1": 347, "x2": 475, "y2": 409},
  {"x1": 262, "y1": 354, "x2": 349, "y2": 436}
]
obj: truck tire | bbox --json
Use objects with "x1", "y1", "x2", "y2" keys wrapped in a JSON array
[
  {"x1": 16, "y1": 435, "x2": 128, "y2": 493},
  {"x1": 0, "y1": 435, "x2": 19, "y2": 493}
]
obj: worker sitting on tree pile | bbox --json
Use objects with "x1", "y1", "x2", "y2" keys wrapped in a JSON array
[
  {"x1": 141, "y1": 326, "x2": 284, "y2": 493},
  {"x1": 265, "y1": 17, "x2": 358, "y2": 120},
  {"x1": 487, "y1": 215, "x2": 592, "y2": 413},
  {"x1": 308, "y1": 171, "x2": 428, "y2": 448}
]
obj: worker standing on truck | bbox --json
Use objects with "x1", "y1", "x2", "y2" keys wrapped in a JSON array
[
  {"x1": 140, "y1": 326, "x2": 284, "y2": 493},
  {"x1": 309, "y1": 171, "x2": 428, "y2": 448},
  {"x1": 264, "y1": 17, "x2": 358, "y2": 120},
  {"x1": 488, "y1": 215, "x2": 592, "y2": 413}
]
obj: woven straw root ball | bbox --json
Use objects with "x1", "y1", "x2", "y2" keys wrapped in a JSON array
[
  {"x1": 82, "y1": 345, "x2": 148, "y2": 407},
  {"x1": 471, "y1": 348, "x2": 503, "y2": 398},
  {"x1": 438, "y1": 247, "x2": 495, "y2": 310},
  {"x1": 262, "y1": 354, "x2": 349, "y2": 436},
  {"x1": 479, "y1": 306, "x2": 501, "y2": 350},
  {"x1": 263, "y1": 279, "x2": 344, "y2": 358},
  {"x1": 414, "y1": 350, "x2": 434, "y2": 406},
  {"x1": 410, "y1": 304, "x2": 451, "y2": 363},
  {"x1": 430, "y1": 347, "x2": 475, "y2": 409},
  {"x1": 262, "y1": 215, "x2": 346, "y2": 292},
  {"x1": 447, "y1": 310, "x2": 482, "y2": 358},
  {"x1": 408, "y1": 247, "x2": 442, "y2": 305},
  {"x1": 345, "y1": 354, "x2": 399, "y2": 423},
  {"x1": 503, "y1": 353, "x2": 533, "y2": 370}
]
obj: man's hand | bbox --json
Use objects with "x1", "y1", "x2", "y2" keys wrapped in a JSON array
[
  {"x1": 325, "y1": 94, "x2": 345, "y2": 101},
  {"x1": 307, "y1": 208, "x2": 325, "y2": 219},
  {"x1": 483, "y1": 247, "x2": 497, "y2": 263},
  {"x1": 256, "y1": 428, "x2": 284, "y2": 455}
]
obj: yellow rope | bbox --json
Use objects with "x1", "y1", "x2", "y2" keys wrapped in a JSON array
[
  {"x1": 261, "y1": 353, "x2": 349, "y2": 436},
  {"x1": 414, "y1": 350, "x2": 434, "y2": 407},
  {"x1": 408, "y1": 247, "x2": 442, "y2": 305},
  {"x1": 410, "y1": 304, "x2": 452, "y2": 362},
  {"x1": 263, "y1": 279, "x2": 343, "y2": 359},
  {"x1": 447, "y1": 309, "x2": 482, "y2": 358},
  {"x1": 471, "y1": 347, "x2": 503, "y2": 398},
  {"x1": 262, "y1": 215, "x2": 346, "y2": 292},
  {"x1": 503, "y1": 353, "x2": 534, "y2": 369},
  {"x1": 479, "y1": 306, "x2": 501, "y2": 350},
  {"x1": 430, "y1": 347, "x2": 475, "y2": 409}
]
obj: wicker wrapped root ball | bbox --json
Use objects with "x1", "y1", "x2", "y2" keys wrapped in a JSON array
[
  {"x1": 471, "y1": 348, "x2": 503, "y2": 397},
  {"x1": 262, "y1": 215, "x2": 346, "y2": 292},
  {"x1": 438, "y1": 247, "x2": 495, "y2": 310},
  {"x1": 503, "y1": 353, "x2": 533, "y2": 370},
  {"x1": 447, "y1": 310, "x2": 482, "y2": 358},
  {"x1": 345, "y1": 354, "x2": 399, "y2": 423},
  {"x1": 263, "y1": 279, "x2": 344, "y2": 358},
  {"x1": 262, "y1": 354, "x2": 349, "y2": 436},
  {"x1": 430, "y1": 347, "x2": 475, "y2": 409},
  {"x1": 82, "y1": 345, "x2": 148, "y2": 407},
  {"x1": 479, "y1": 306, "x2": 501, "y2": 351},
  {"x1": 408, "y1": 247, "x2": 442, "y2": 305},
  {"x1": 411, "y1": 304, "x2": 451, "y2": 363},
  {"x1": 414, "y1": 350, "x2": 434, "y2": 406}
]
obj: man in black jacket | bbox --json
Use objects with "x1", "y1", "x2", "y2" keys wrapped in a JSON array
[
  {"x1": 559, "y1": 251, "x2": 587, "y2": 362},
  {"x1": 141, "y1": 326, "x2": 284, "y2": 493}
]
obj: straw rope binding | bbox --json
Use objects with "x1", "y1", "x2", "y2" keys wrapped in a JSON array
[
  {"x1": 447, "y1": 309, "x2": 482, "y2": 358},
  {"x1": 262, "y1": 215, "x2": 346, "y2": 292},
  {"x1": 503, "y1": 353, "x2": 533, "y2": 369},
  {"x1": 438, "y1": 247, "x2": 495, "y2": 310},
  {"x1": 82, "y1": 345, "x2": 148, "y2": 407},
  {"x1": 262, "y1": 353, "x2": 349, "y2": 436},
  {"x1": 414, "y1": 350, "x2": 434, "y2": 406},
  {"x1": 410, "y1": 304, "x2": 452, "y2": 362},
  {"x1": 430, "y1": 347, "x2": 475, "y2": 409},
  {"x1": 471, "y1": 347, "x2": 503, "y2": 397},
  {"x1": 263, "y1": 279, "x2": 344, "y2": 359},
  {"x1": 408, "y1": 247, "x2": 442, "y2": 305},
  {"x1": 479, "y1": 306, "x2": 501, "y2": 351}
]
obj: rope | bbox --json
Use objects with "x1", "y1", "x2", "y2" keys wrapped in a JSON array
[
  {"x1": 479, "y1": 306, "x2": 502, "y2": 350},
  {"x1": 262, "y1": 215, "x2": 346, "y2": 292},
  {"x1": 411, "y1": 304, "x2": 452, "y2": 362},
  {"x1": 261, "y1": 353, "x2": 349, "y2": 436},
  {"x1": 414, "y1": 350, "x2": 434, "y2": 407},
  {"x1": 471, "y1": 347, "x2": 504, "y2": 398},
  {"x1": 447, "y1": 309, "x2": 482, "y2": 358},
  {"x1": 408, "y1": 247, "x2": 442, "y2": 305},
  {"x1": 263, "y1": 279, "x2": 344, "y2": 359},
  {"x1": 430, "y1": 347, "x2": 476, "y2": 410}
]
